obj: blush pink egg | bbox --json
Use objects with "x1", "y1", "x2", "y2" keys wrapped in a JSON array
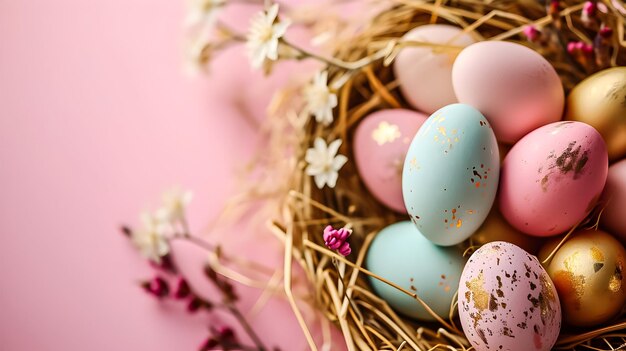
[
  {"x1": 499, "y1": 121, "x2": 608, "y2": 236},
  {"x1": 353, "y1": 109, "x2": 427, "y2": 212},
  {"x1": 452, "y1": 41, "x2": 564, "y2": 144},
  {"x1": 393, "y1": 24, "x2": 475, "y2": 114},
  {"x1": 601, "y1": 159, "x2": 626, "y2": 242},
  {"x1": 459, "y1": 242, "x2": 561, "y2": 351}
]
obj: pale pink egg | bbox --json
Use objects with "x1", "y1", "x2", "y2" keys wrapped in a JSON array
[
  {"x1": 499, "y1": 121, "x2": 608, "y2": 236},
  {"x1": 601, "y1": 159, "x2": 626, "y2": 242},
  {"x1": 459, "y1": 242, "x2": 561, "y2": 351},
  {"x1": 452, "y1": 41, "x2": 564, "y2": 144},
  {"x1": 353, "y1": 109, "x2": 427, "y2": 212},
  {"x1": 393, "y1": 24, "x2": 475, "y2": 114}
]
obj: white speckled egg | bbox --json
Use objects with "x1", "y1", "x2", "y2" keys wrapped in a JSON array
[
  {"x1": 459, "y1": 242, "x2": 561, "y2": 351},
  {"x1": 393, "y1": 24, "x2": 476, "y2": 114},
  {"x1": 402, "y1": 103, "x2": 500, "y2": 246},
  {"x1": 366, "y1": 221, "x2": 465, "y2": 320}
]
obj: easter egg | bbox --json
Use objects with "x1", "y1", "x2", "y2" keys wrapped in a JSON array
[
  {"x1": 540, "y1": 230, "x2": 626, "y2": 327},
  {"x1": 471, "y1": 205, "x2": 542, "y2": 255},
  {"x1": 601, "y1": 160, "x2": 626, "y2": 242},
  {"x1": 459, "y1": 242, "x2": 561, "y2": 351},
  {"x1": 366, "y1": 221, "x2": 465, "y2": 320},
  {"x1": 393, "y1": 24, "x2": 476, "y2": 114},
  {"x1": 499, "y1": 121, "x2": 609, "y2": 236},
  {"x1": 353, "y1": 109, "x2": 427, "y2": 212},
  {"x1": 566, "y1": 67, "x2": 626, "y2": 160},
  {"x1": 402, "y1": 103, "x2": 500, "y2": 246},
  {"x1": 452, "y1": 41, "x2": 564, "y2": 143}
]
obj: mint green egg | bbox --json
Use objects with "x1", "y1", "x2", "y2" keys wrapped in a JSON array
[
  {"x1": 402, "y1": 103, "x2": 500, "y2": 246},
  {"x1": 366, "y1": 221, "x2": 466, "y2": 320}
]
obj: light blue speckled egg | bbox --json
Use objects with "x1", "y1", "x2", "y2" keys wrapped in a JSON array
[
  {"x1": 366, "y1": 221, "x2": 466, "y2": 320},
  {"x1": 402, "y1": 103, "x2": 499, "y2": 246}
]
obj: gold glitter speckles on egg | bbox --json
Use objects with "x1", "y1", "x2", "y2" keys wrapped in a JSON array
[
  {"x1": 609, "y1": 260, "x2": 624, "y2": 293},
  {"x1": 408, "y1": 157, "x2": 420, "y2": 172},
  {"x1": 466, "y1": 271, "x2": 489, "y2": 312},
  {"x1": 439, "y1": 274, "x2": 451, "y2": 292},
  {"x1": 433, "y1": 126, "x2": 459, "y2": 151},
  {"x1": 372, "y1": 121, "x2": 401, "y2": 146},
  {"x1": 443, "y1": 206, "x2": 463, "y2": 229}
]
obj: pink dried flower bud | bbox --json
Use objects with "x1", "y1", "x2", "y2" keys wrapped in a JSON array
[
  {"x1": 142, "y1": 276, "x2": 169, "y2": 298},
  {"x1": 187, "y1": 297, "x2": 203, "y2": 312},
  {"x1": 522, "y1": 25, "x2": 540, "y2": 42},
  {"x1": 337, "y1": 242, "x2": 351, "y2": 256},
  {"x1": 548, "y1": 0, "x2": 560, "y2": 15},
  {"x1": 199, "y1": 338, "x2": 219, "y2": 351},
  {"x1": 583, "y1": 1, "x2": 596, "y2": 15},
  {"x1": 174, "y1": 278, "x2": 191, "y2": 299},
  {"x1": 599, "y1": 26, "x2": 613, "y2": 38},
  {"x1": 567, "y1": 41, "x2": 578, "y2": 54},
  {"x1": 323, "y1": 225, "x2": 352, "y2": 256},
  {"x1": 217, "y1": 326, "x2": 235, "y2": 340},
  {"x1": 581, "y1": 43, "x2": 594, "y2": 54}
]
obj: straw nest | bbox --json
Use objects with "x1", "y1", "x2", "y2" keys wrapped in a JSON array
[{"x1": 262, "y1": 1, "x2": 626, "y2": 350}]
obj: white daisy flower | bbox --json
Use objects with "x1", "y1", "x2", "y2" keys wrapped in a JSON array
[
  {"x1": 185, "y1": 0, "x2": 225, "y2": 30},
  {"x1": 155, "y1": 187, "x2": 193, "y2": 223},
  {"x1": 304, "y1": 70, "x2": 337, "y2": 126},
  {"x1": 305, "y1": 138, "x2": 348, "y2": 189},
  {"x1": 132, "y1": 212, "x2": 174, "y2": 263},
  {"x1": 246, "y1": 4, "x2": 291, "y2": 69}
]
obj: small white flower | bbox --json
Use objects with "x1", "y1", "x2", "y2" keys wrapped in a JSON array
[
  {"x1": 132, "y1": 212, "x2": 174, "y2": 263},
  {"x1": 185, "y1": 0, "x2": 225, "y2": 30},
  {"x1": 155, "y1": 187, "x2": 193, "y2": 223},
  {"x1": 246, "y1": 4, "x2": 291, "y2": 69},
  {"x1": 304, "y1": 71, "x2": 337, "y2": 126},
  {"x1": 305, "y1": 138, "x2": 348, "y2": 189}
]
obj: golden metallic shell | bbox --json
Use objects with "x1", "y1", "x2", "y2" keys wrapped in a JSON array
[
  {"x1": 471, "y1": 206, "x2": 541, "y2": 254},
  {"x1": 541, "y1": 229, "x2": 626, "y2": 327},
  {"x1": 565, "y1": 67, "x2": 626, "y2": 161}
]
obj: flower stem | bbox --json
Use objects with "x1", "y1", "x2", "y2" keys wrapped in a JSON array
[
  {"x1": 282, "y1": 38, "x2": 389, "y2": 71},
  {"x1": 225, "y1": 301, "x2": 268, "y2": 351}
]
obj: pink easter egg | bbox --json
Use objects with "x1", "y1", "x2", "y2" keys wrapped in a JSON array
[
  {"x1": 601, "y1": 159, "x2": 626, "y2": 242},
  {"x1": 499, "y1": 121, "x2": 608, "y2": 236},
  {"x1": 393, "y1": 24, "x2": 476, "y2": 114},
  {"x1": 353, "y1": 109, "x2": 427, "y2": 213},
  {"x1": 459, "y1": 242, "x2": 561, "y2": 351},
  {"x1": 452, "y1": 41, "x2": 564, "y2": 144}
]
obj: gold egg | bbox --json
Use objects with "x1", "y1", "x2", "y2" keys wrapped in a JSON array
[
  {"x1": 541, "y1": 229, "x2": 626, "y2": 327},
  {"x1": 566, "y1": 67, "x2": 626, "y2": 161},
  {"x1": 471, "y1": 205, "x2": 541, "y2": 254}
]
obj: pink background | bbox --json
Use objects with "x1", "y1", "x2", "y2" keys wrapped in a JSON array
[{"x1": 0, "y1": 1, "x2": 335, "y2": 349}]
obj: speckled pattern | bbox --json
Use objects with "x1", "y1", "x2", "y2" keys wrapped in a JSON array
[
  {"x1": 458, "y1": 242, "x2": 561, "y2": 351},
  {"x1": 499, "y1": 121, "x2": 608, "y2": 236},
  {"x1": 402, "y1": 103, "x2": 500, "y2": 246}
]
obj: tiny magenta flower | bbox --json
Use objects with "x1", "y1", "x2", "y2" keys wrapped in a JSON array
[
  {"x1": 187, "y1": 297, "x2": 203, "y2": 312},
  {"x1": 599, "y1": 26, "x2": 613, "y2": 38},
  {"x1": 567, "y1": 41, "x2": 593, "y2": 55},
  {"x1": 142, "y1": 276, "x2": 169, "y2": 298},
  {"x1": 199, "y1": 338, "x2": 219, "y2": 351},
  {"x1": 323, "y1": 225, "x2": 352, "y2": 256},
  {"x1": 174, "y1": 278, "x2": 191, "y2": 299},
  {"x1": 522, "y1": 25, "x2": 540, "y2": 42},
  {"x1": 217, "y1": 326, "x2": 235, "y2": 340}
]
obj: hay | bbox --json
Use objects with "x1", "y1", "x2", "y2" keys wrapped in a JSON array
[{"x1": 255, "y1": 0, "x2": 626, "y2": 350}]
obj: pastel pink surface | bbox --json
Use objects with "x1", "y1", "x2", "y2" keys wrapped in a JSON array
[
  {"x1": 452, "y1": 41, "x2": 564, "y2": 144},
  {"x1": 499, "y1": 122, "x2": 608, "y2": 236},
  {"x1": 601, "y1": 160, "x2": 626, "y2": 242},
  {"x1": 0, "y1": 1, "x2": 336, "y2": 350},
  {"x1": 353, "y1": 109, "x2": 427, "y2": 212}
]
